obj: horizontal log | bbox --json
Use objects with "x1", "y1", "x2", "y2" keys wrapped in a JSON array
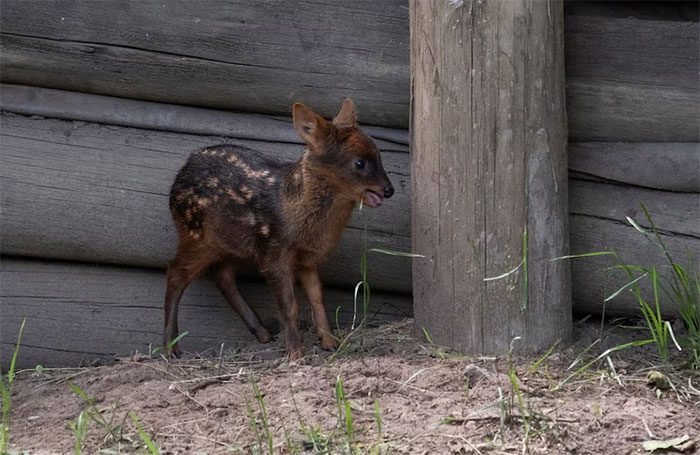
[
  {"x1": 566, "y1": 80, "x2": 699, "y2": 143},
  {"x1": 3, "y1": 108, "x2": 698, "y2": 316},
  {"x1": 564, "y1": 9, "x2": 699, "y2": 142},
  {"x1": 0, "y1": 1, "x2": 409, "y2": 128},
  {"x1": 569, "y1": 215, "x2": 699, "y2": 317},
  {"x1": 0, "y1": 258, "x2": 412, "y2": 369},
  {"x1": 0, "y1": 112, "x2": 413, "y2": 293},
  {"x1": 569, "y1": 179, "x2": 699, "y2": 316},
  {"x1": 0, "y1": 84, "x2": 409, "y2": 150},
  {"x1": 565, "y1": 2, "x2": 698, "y2": 23},
  {"x1": 569, "y1": 179, "x2": 699, "y2": 238},
  {"x1": 565, "y1": 12, "x2": 698, "y2": 90},
  {"x1": 1, "y1": 2, "x2": 697, "y2": 140},
  {"x1": 570, "y1": 143, "x2": 700, "y2": 193}
]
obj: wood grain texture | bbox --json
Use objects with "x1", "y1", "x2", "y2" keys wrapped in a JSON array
[
  {"x1": 0, "y1": 0, "x2": 409, "y2": 128},
  {"x1": 565, "y1": 2, "x2": 698, "y2": 23},
  {"x1": 410, "y1": 0, "x2": 571, "y2": 354},
  {"x1": 1, "y1": 2, "x2": 697, "y2": 139},
  {"x1": 0, "y1": 113, "x2": 412, "y2": 294},
  {"x1": 566, "y1": 80, "x2": 699, "y2": 143},
  {"x1": 566, "y1": 12, "x2": 698, "y2": 90},
  {"x1": 570, "y1": 180, "x2": 699, "y2": 239},
  {"x1": 569, "y1": 178, "x2": 700, "y2": 316},
  {"x1": 0, "y1": 84, "x2": 409, "y2": 150},
  {"x1": 0, "y1": 258, "x2": 412, "y2": 369},
  {"x1": 564, "y1": 7, "x2": 699, "y2": 141},
  {"x1": 570, "y1": 143, "x2": 700, "y2": 193},
  {"x1": 569, "y1": 217, "x2": 699, "y2": 317},
  {"x1": 1, "y1": 108, "x2": 696, "y2": 317}
]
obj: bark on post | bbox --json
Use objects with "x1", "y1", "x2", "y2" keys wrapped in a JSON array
[{"x1": 410, "y1": 0, "x2": 571, "y2": 354}]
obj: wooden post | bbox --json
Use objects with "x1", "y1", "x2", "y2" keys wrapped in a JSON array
[{"x1": 410, "y1": 0, "x2": 571, "y2": 354}]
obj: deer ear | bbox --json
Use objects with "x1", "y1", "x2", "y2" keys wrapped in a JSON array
[
  {"x1": 332, "y1": 98, "x2": 358, "y2": 128},
  {"x1": 293, "y1": 102, "x2": 330, "y2": 149}
]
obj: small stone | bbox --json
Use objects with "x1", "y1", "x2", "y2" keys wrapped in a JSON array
[{"x1": 646, "y1": 370, "x2": 672, "y2": 390}]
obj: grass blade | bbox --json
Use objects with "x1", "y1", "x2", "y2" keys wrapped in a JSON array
[
  {"x1": 567, "y1": 339, "x2": 599, "y2": 371},
  {"x1": 130, "y1": 411, "x2": 160, "y2": 455},
  {"x1": 483, "y1": 258, "x2": 524, "y2": 282},
  {"x1": 555, "y1": 339, "x2": 654, "y2": 391},
  {"x1": 550, "y1": 251, "x2": 615, "y2": 261},
  {"x1": 4, "y1": 318, "x2": 26, "y2": 383},
  {"x1": 252, "y1": 381, "x2": 273, "y2": 454},
  {"x1": 1, "y1": 318, "x2": 27, "y2": 454},
  {"x1": 527, "y1": 340, "x2": 560, "y2": 375},
  {"x1": 367, "y1": 248, "x2": 425, "y2": 258},
  {"x1": 604, "y1": 273, "x2": 648, "y2": 302}
]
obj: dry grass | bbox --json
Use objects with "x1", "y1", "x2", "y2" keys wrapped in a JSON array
[{"x1": 4, "y1": 319, "x2": 700, "y2": 454}]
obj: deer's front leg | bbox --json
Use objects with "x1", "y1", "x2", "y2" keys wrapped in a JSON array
[
  {"x1": 263, "y1": 264, "x2": 302, "y2": 360},
  {"x1": 299, "y1": 267, "x2": 338, "y2": 351}
]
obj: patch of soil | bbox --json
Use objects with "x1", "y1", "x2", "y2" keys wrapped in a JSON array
[{"x1": 7, "y1": 320, "x2": 700, "y2": 454}]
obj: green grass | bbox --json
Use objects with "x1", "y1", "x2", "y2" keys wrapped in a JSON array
[
  {"x1": 1, "y1": 318, "x2": 27, "y2": 454},
  {"x1": 0, "y1": 318, "x2": 160, "y2": 454},
  {"x1": 527, "y1": 340, "x2": 560, "y2": 375},
  {"x1": 245, "y1": 396, "x2": 263, "y2": 453},
  {"x1": 68, "y1": 383, "x2": 159, "y2": 453},
  {"x1": 351, "y1": 202, "x2": 425, "y2": 331},
  {"x1": 354, "y1": 248, "x2": 424, "y2": 329},
  {"x1": 252, "y1": 381, "x2": 274, "y2": 454},
  {"x1": 505, "y1": 337, "x2": 531, "y2": 452},
  {"x1": 630, "y1": 205, "x2": 700, "y2": 368},
  {"x1": 130, "y1": 412, "x2": 160, "y2": 455},
  {"x1": 299, "y1": 424, "x2": 332, "y2": 454},
  {"x1": 615, "y1": 205, "x2": 699, "y2": 367},
  {"x1": 69, "y1": 409, "x2": 89, "y2": 455},
  {"x1": 327, "y1": 242, "x2": 424, "y2": 363},
  {"x1": 334, "y1": 376, "x2": 354, "y2": 446},
  {"x1": 553, "y1": 204, "x2": 699, "y2": 370},
  {"x1": 246, "y1": 375, "x2": 378, "y2": 454},
  {"x1": 68, "y1": 383, "x2": 124, "y2": 450},
  {"x1": 323, "y1": 201, "x2": 426, "y2": 365},
  {"x1": 372, "y1": 400, "x2": 382, "y2": 453},
  {"x1": 553, "y1": 339, "x2": 654, "y2": 391},
  {"x1": 151, "y1": 331, "x2": 189, "y2": 357},
  {"x1": 420, "y1": 327, "x2": 447, "y2": 360}
]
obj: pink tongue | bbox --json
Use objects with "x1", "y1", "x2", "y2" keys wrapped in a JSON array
[{"x1": 363, "y1": 191, "x2": 384, "y2": 208}]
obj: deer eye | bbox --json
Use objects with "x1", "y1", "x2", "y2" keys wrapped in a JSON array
[{"x1": 354, "y1": 159, "x2": 366, "y2": 170}]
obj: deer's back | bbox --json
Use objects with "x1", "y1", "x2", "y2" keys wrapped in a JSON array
[{"x1": 169, "y1": 145, "x2": 291, "y2": 262}]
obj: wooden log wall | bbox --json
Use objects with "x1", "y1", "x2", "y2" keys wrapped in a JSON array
[
  {"x1": 1, "y1": 1, "x2": 697, "y2": 139},
  {"x1": 565, "y1": 2, "x2": 699, "y2": 315},
  {"x1": 0, "y1": 1, "x2": 410, "y2": 128},
  {"x1": 0, "y1": 258, "x2": 412, "y2": 368},
  {"x1": 565, "y1": 4, "x2": 699, "y2": 142},
  {"x1": 1, "y1": 85, "x2": 696, "y2": 319},
  {"x1": 1, "y1": 1, "x2": 698, "y2": 366},
  {"x1": 0, "y1": 93, "x2": 412, "y2": 293},
  {"x1": 0, "y1": 84, "x2": 414, "y2": 368}
]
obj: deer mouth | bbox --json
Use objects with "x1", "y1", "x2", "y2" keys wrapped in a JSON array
[{"x1": 362, "y1": 190, "x2": 384, "y2": 208}]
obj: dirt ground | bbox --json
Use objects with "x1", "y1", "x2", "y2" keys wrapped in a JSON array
[{"x1": 6, "y1": 319, "x2": 700, "y2": 454}]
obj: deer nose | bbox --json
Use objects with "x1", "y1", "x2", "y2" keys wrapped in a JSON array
[{"x1": 383, "y1": 183, "x2": 394, "y2": 199}]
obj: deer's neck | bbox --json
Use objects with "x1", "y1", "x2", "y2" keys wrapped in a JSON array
[{"x1": 283, "y1": 155, "x2": 356, "y2": 252}]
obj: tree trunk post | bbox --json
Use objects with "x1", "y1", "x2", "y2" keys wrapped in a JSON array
[{"x1": 410, "y1": 0, "x2": 571, "y2": 354}]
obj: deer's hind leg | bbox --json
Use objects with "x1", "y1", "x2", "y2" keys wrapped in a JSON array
[
  {"x1": 260, "y1": 255, "x2": 303, "y2": 360},
  {"x1": 163, "y1": 234, "x2": 219, "y2": 357},
  {"x1": 214, "y1": 261, "x2": 273, "y2": 343}
]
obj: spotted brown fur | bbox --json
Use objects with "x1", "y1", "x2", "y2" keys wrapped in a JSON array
[{"x1": 164, "y1": 99, "x2": 394, "y2": 360}]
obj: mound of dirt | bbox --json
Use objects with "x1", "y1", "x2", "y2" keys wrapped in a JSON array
[{"x1": 7, "y1": 320, "x2": 700, "y2": 454}]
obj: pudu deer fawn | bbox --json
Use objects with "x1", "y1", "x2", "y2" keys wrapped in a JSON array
[{"x1": 164, "y1": 99, "x2": 394, "y2": 360}]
